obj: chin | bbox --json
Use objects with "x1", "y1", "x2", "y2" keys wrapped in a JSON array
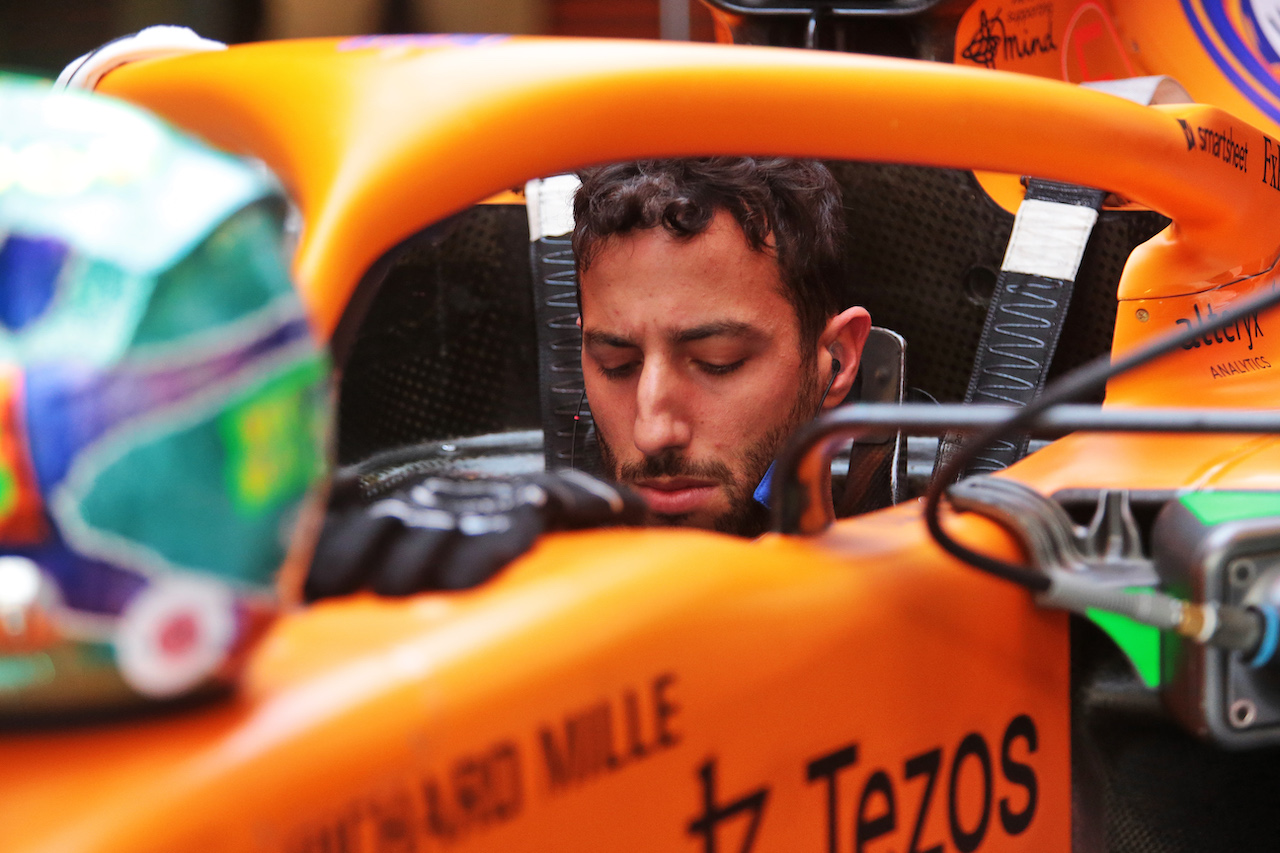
[
  {"x1": 647, "y1": 501, "x2": 768, "y2": 538},
  {"x1": 649, "y1": 509, "x2": 716, "y2": 530},
  {"x1": 712, "y1": 502, "x2": 770, "y2": 538}
]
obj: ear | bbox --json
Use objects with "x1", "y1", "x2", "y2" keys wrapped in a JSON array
[{"x1": 816, "y1": 306, "x2": 871, "y2": 410}]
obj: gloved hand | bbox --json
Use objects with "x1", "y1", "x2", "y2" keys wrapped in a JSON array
[{"x1": 305, "y1": 466, "x2": 644, "y2": 600}]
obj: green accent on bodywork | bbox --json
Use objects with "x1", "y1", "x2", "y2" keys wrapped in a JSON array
[
  {"x1": 1181, "y1": 491, "x2": 1280, "y2": 525},
  {"x1": 1087, "y1": 588, "x2": 1162, "y2": 689}
]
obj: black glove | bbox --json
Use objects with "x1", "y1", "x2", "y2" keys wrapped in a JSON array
[{"x1": 305, "y1": 466, "x2": 644, "y2": 601}]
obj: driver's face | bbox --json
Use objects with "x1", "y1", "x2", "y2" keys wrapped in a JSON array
[{"x1": 579, "y1": 212, "x2": 821, "y2": 535}]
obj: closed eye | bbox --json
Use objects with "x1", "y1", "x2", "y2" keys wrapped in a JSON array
[
  {"x1": 599, "y1": 361, "x2": 640, "y2": 380},
  {"x1": 697, "y1": 359, "x2": 745, "y2": 377}
]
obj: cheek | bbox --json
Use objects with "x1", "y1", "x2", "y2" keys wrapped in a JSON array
[
  {"x1": 720, "y1": 365, "x2": 810, "y2": 428},
  {"x1": 687, "y1": 395, "x2": 780, "y2": 463},
  {"x1": 584, "y1": 376, "x2": 634, "y2": 442}
]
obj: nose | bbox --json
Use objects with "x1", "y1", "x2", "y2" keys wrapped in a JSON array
[{"x1": 633, "y1": 359, "x2": 692, "y2": 457}]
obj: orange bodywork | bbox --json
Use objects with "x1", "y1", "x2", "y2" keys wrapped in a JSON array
[
  {"x1": 4, "y1": 517, "x2": 1065, "y2": 852},
  {"x1": 5, "y1": 16, "x2": 1280, "y2": 851}
]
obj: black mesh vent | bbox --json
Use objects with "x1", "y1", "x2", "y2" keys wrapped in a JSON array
[
  {"x1": 829, "y1": 162, "x2": 1168, "y2": 403},
  {"x1": 336, "y1": 204, "x2": 540, "y2": 464}
]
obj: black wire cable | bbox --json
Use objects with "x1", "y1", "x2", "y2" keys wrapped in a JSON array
[{"x1": 924, "y1": 264, "x2": 1280, "y2": 592}]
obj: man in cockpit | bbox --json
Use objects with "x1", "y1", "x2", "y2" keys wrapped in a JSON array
[
  {"x1": 306, "y1": 157, "x2": 871, "y2": 598},
  {"x1": 574, "y1": 157, "x2": 871, "y2": 536}
]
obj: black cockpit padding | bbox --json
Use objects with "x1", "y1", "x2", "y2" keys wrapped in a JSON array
[
  {"x1": 336, "y1": 204, "x2": 541, "y2": 464},
  {"x1": 828, "y1": 162, "x2": 1168, "y2": 405}
]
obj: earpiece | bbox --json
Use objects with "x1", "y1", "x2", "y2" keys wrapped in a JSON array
[{"x1": 817, "y1": 355, "x2": 841, "y2": 409}]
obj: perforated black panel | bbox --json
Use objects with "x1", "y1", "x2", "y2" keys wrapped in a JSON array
[
  {"x1": 829, "y1": 162, "x2": 1168, "y2": 403},
  {"x1": 336, "y1": 205, "x2": 540, "y2": 464}
]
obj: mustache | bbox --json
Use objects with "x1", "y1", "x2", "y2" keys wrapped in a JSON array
[{"x1": 614, "y1": 450, "x2": 733, "y2": 484}]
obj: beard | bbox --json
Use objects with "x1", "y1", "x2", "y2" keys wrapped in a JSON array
[{"x1": 596, "y1": 364, "x2": 822, "y2": 538}]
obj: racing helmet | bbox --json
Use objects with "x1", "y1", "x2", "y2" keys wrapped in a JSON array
[{"x1": 0, "y1": 76, "x2": 329, "y2": 716}]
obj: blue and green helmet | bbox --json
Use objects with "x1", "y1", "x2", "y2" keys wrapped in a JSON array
[{"x1": 0, "y1": 76, "x2": 329, "y2": 715}]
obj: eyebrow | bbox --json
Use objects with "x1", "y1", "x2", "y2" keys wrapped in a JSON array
[
  {"x1": 671, "y1": 321, "x2": 758, "y2": 344},
  {"x1": 583, "y1": 321, "x2": 759, "y2": 350},
  {"x1": 583, "y1": 330, "x2": 638, "y2": 349}
]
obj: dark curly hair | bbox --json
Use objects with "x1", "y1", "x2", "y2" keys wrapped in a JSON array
[{"x1": 572, "y1": 157, "x2": 848, "y2": 348}]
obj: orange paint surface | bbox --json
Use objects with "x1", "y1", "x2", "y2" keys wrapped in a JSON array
[{"x1": 2, "y1": 516, "x2": 1068, "y2": 852}]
